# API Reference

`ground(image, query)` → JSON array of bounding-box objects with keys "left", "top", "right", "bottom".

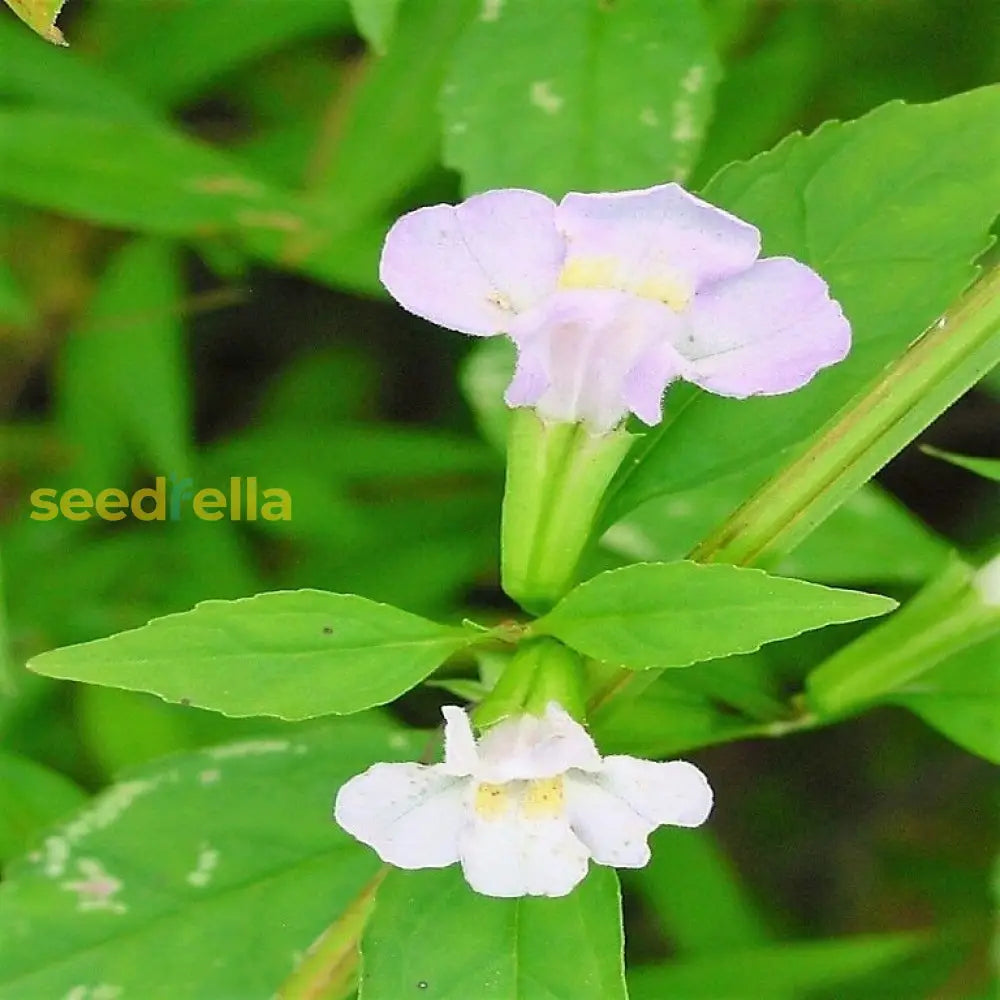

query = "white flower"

[{"left": 334, "top": 702, "right": 712, "bottom": 898}]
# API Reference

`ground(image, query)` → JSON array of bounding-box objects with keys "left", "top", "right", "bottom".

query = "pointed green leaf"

[
  {"left": 359, "top": 866, "right": 626, "bottom": 1000},
  {"left": 888, "top": 635, "right": 1000, "bottom": 764},
  {"left": 922, "top": 445, "right": 1000, "bottom": 482},
  {"left": 535, "top": 562, "right": 896, "bottom": 670},
  {"left": 28, "top": 590, "right": 478, "bottom": 719},
  {"left": 348, "top": 0, "right": 403, "bottom": 53}
]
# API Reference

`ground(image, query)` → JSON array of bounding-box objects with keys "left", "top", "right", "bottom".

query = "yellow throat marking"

[
  {"left": 557, "top": 255, "right": 691, "bottom": 312},
  {"left": 473, "top": 777, "right": 566, "bottom": 821}
]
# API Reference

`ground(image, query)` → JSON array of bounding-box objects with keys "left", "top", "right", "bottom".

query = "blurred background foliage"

[{"left": 0, "top": 1, "right": 998, "bottom": 997}]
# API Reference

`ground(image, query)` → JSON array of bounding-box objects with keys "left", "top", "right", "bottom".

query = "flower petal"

[
  {"left": 557, "top": 184, "right": 760, "bottom": 307},
  {"left": 379, "top": 189, "right": 565, "bottom": 336},
  {"left": 476, "top": 702, "right": 603, "bottom": 782},
  {"left": 680, "top": 257, "right": 851, "bottom": 397},
  {"left": 440, "top": 705, "right": 478, "bottom": 776},
  {"left": 599, "top": 756, "right": 713, "bottom": 829},
  {"left": 459, "top": 813, "right": 590, "bottom": 897},
  {"left": 334, "top": 763, "right": 469, "bottom": 868},
  {"left": 563, "top": 772, "right": 654, "bottom": 868},
  {"left": 506, "top": 288, "right": 688, "bottom": 431}
]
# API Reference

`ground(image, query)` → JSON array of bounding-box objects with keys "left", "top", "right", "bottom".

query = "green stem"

[
  {"left": 806, "top": 555, "right": 1000, "bottom": 715},
  {"left": 592, "top": 267, "right": 1000, "bottom": 717},
  {"left": 276, "top": 867, "right": 386, "bottom": 1000},
  {"left": 690, "top": 265, "right": 1000, "bottom": 567}
]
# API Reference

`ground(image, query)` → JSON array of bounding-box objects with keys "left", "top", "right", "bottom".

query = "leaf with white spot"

[
  {"left": 442, "top": 0, "right": 718, "bottom": 196},
  {"left": 28, "top": 590, "right": 479, "bottom": 719},
  {"left": 0, "top": 715, "right": 423, "bottom": 1000}
]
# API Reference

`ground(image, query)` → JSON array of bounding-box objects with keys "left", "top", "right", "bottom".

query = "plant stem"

[
  {"left": 591, "top": 267, "right": 1000, "bottom": 718},
  {"left": 690, "top": 266, "right": 1000, "bottom": 567}
]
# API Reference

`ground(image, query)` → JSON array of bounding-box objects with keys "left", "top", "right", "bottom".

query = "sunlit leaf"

[
  {"left": 29, "top": 590, "right": 479, "bottom": 720},
  {"left": 536, "top": 562, "right": 896, "bottom": 670}
]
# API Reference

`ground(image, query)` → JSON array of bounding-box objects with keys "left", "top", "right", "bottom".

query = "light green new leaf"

[
  {"left": 888, "top": 635, "right": 1000, "bottom": 764},
  {"left": 536, "top": 562, "right": 896, "bottom": 670},
  {"left": 442, "top": 0, "right": 718, "bottom": 196},
  {"left": 348, "top": 0, "right": 403, "bottom": 53},
  {"left": 28, "top": 590, "right": 478, "bottom": 719},
  {"left": 56, "top": 238, "right": 191, "bottom": 489},
  {"left": 0, "top": 752, "right": 87, "bottom": 865},
  {"left": 607, "top": 86, "right": 1000, "bottom": 521},
  {"left": 359, "top": 865, "right": 626, "bottom": 1000},
  {"left": 628, "top": 933, "right": 924, "bottom": 1000},
  {"left": 0, "top": 715, "right": 423, "bottom": 1000},
  {"left": 922, "top": 445, "right": 1000, "bottom": 482},
  {"left": 3, "top": 0, "right": 67, "bottom": 44}
]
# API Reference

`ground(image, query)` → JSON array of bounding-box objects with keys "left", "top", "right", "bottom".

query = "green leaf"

[
  {"left": 3, "top": 0, "right": 68, "bottom": 45},
  {"left": 888, "top": 635, "right": 1000, "bottom": 764},
  {"left": 459, "top": 337, "right": 517, "bottom": 453},
  {"left": 535, "top": 562, "right": 896, "bottom": 670},
  {"left": 0, "top": 110, "right": 307, "bottom": 239},
  {"left": 313, "top": 0, "right": 476, "bottom": 229},
  {"left": 56, "top": 238, "right": 191, "bottom": 489},
  {"left": 359, "top": 865, "right": 626, "bottom": 1000},
  {"left": 628, "top": 934, "right": 925, "bottom": 1000},
  {"left": 442, "top": 0, "right": 718, "bottom": 196},
  {"left": 603, "top": 473, "right": 947, "bottom": 585},
  {"left": 0, "top": 714, "right": 423, "bottom": 999},
  {"left": 607, "top": 86, "right": 1000, "bottom": 521},
  {"left": 28, "top": 590, "right": 478, "bottom": 720},
  {"left": 85, "top": 0, "right": 352, "bottom": 108},
  {"left": 625, "top": 827, "right": 772, "bottom": 955},
  {"left": 0, "top": 16, "right": 157, "bottom": 123},
  {"left": 348, "top": 0, "right": 402, "bottom": 53},
  {"left": 0, "top": 752, "right": 87, "bottom": 865},
  {"left": 0, "top": 259, "right": 34, "bottom": 326},
  {"left": 922, "top": 445, "right": 1000, "bottom": 482},
  {"left": 75, "top": 686, "right": 272, "bottom": 779}
]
